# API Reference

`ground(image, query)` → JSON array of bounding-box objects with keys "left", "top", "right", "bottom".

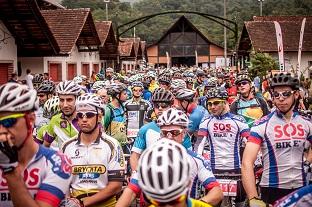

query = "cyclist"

[
  {"left": 62, "top": 93, "right": 125, "bottom": 207},
  {"left": 35, "top": 80, "right": 55, "bottom": 130},
  {"left": 103, "top": 83, "right": 128, "bottom": 152},
  {"left": 0, "top": 82, "right": 72, "bottom": 207},
  {"left": 138, "top": 139, "right": 213, "bottom": 207},
  {"left": 32, "top": 73, "right": 44, "bottom": 90},
  {"left": 273, "top": 184, "right": 312, "bottom": 207},
  {"left": 124, "top": 81, "right": 152, "bottom": 139},
  {"left": 174, "top": 88, "right": 209, "bottom": 153},
  {"left": 186, "top": 77, "right": 194, "bottom": 90},
  {"left": 117, "top": 109, "right": 222, "bottom": 206},
  {"left": 43, "top": 80, "right": 81, "bottom": 149},
  {"left": 158, "top": 73, "right": 172, "bottom": 90},
  {"left": 242, "top": 73, "right": 312, "bottom": 205},
  {"left": 198, "top": 87, "right": 250, "bottom": 203},
  {"left": 230, "top": 72, "right": 270, "bottom": 128},
  {"left": 35, "top": 96, "right": 60, "bottom": 145}
]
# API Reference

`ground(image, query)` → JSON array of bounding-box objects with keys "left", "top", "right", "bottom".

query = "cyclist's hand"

[
  {"left": 249, "top": 197, "right": 268, "bottom": 207},
  {"left": 59, "top": 198, "right": 84, "bottom": 207},
  {"left": 0, "top": 138, "right": 18, "bottom": 174}
]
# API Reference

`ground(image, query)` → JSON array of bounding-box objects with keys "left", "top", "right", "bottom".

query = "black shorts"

[{"left": 260, "top": 187, "right": 299, "bottom": 204}]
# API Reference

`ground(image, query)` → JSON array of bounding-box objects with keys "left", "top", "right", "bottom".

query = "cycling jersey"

[
  {"left": 124, "top": 98, "right": 152, "bottom": 138},
  {"left": 62, "top": 132, "right": 125, "bottom": 207},
  {"left": 131, "top": 121, "right": 192, "bottom": 154},
  {"left": 44, "top": 113, "right": 79, "bottom": 149},
  {"left": 103, "top": 103, "right": 127, "bottom": 146},
  {"left": 149, "top": 198, "right": 212, "bottom": 207},
  {"left": 273, "top": 184, "right": 312, "bottom": 207},
  {"left": 0, "top": 145, "right": 72, "bottom": 207},
  {"left": 35, "top": 106, "right": 49, "bottom": 130},
  {"left": 188, "top": 104, "right": 209, "bottom": 134},
  {"left": 198, "top": 112, "right": 250, "bottom": 170},
  {"left": 248, "top": 110, "right": 312, "bottom": 189},
  {"left": 129, "top": 149, "right": 219, "bottom": 199}
]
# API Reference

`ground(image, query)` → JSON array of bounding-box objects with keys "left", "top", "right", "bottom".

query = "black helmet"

[
  {"left": 270, "top": 73, "right": 299, "bottom": 90},
  {"left": 235, "top": 73, "right": 251, "bottom": 85},
  {"left": 152, "top": 88, "right": 174, "bottom": 103},
  {"left": 37, "top": 81, "right": 55, "bottom": 94}
]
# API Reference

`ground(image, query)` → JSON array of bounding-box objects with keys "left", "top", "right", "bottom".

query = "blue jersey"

[
  {"left": 132, "top": 121, "right": 192, "bottom": 154},
  {"left": 274, "top": 185, "right": 312, "bottom": 207},
  {"left": 189, "top": 105, "right": 209, "bottom": 133}
]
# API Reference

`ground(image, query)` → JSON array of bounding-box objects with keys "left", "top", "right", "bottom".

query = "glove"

[
  {"left": 0, "top": 140, "right": 18, "bottom": 173},
  {"left": 249, "top": 197, "right": 268, "bottom": 207},
  {"left": 59, "top": 198, "right": 84, "bottom": 207}
]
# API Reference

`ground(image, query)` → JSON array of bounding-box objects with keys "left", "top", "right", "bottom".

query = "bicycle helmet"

[
  {"left": 76, "top": 93, "right": 105, "bottom": 111},
  {"left": 270, "top": 73, "right": 299, "bottom": 90},
  {"left": 157, "top": 108, "right": 189, "bottom": 128},
  {"left": 206, "top": 87, "right": 228, "bottom": 100},
  {"left": 56, "top": 80, "right": 81, "bottom": 96},
  {"left": 173, "top": 72, "right": 183, "bottom": 79},
  {"left": 73, "top": 75, "right": 83, "bottom": 84},
  {"left": 37, "top": 81, "right": 55, "bottom": 94},
  {"left": 138, "top": 139, "right": 191, "bottom": 203},
  {"left": 106, "top": 67, "right": 114, "bottom": 73},
  {"left": 91, "top": 81, "right": 106, "bottom": 92},
  {"left": 175, "top": 88, "right": 196, "bottom": 101},
  {"left": 106, "top": 83, "right": 127, "bottom": 96},
  {"left": 185, "top": 77, "right": 194, "bottom": 83},
  {"left": 32, "top": 74, "right": 44, "bottom": 84},
  {"left": 158, "top": 74, "right": 172, "bottom": 84},
  {"left": 196, "top": 69, "right": 205, "bottom": 77},
  {"left": 43, "top": 96, "right": 60, "bottom": 119},
  {"left": 152, "top": 88, "right": 174, "bottom": 103},
  {"left": 131, "top": 81, "right": 144, "bottom": 89},
  {"left": 0, "top": 83, "right": 38, "bottom": 112},
  {"left": 235, "top": 73, "right": 251, "bottom": 84},
  {"left": 95, "top": 73, "right": 105, "bottom": 81},
  {"left": 170, "top": 79, "right": 186, "bottom": 94}
]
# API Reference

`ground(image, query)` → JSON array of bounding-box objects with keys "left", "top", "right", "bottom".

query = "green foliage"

[
  {"left": 249, "top": 52, "right": 279, "bottom": 78},
  {"left": 62, "top": 0, "right": 312, "bottom": 48}
]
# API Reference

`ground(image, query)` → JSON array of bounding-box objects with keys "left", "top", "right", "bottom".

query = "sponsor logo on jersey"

[
  {"left": 273, "top": 123, "right": 305, "bottom": 149},
  {"left": 49, "top": 152, "right": 72, "bottom": 179},
  {"left": 1, "top": 168, "right": 40, "bottom": 189},
  {"left": 73, "top": 165, "right": 106, "bottom": 174}
]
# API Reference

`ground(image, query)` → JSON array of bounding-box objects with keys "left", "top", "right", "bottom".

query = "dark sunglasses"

[
  {"left": 237, "top": 81, "right": 249, "bottom": 87},
  {"left": 154, "top": 102, "right": 171, "bottom": 109},
  {"left": 207, "top": 100, "right": 224, "bottom": 107},
  {"left": 161, "top": 129, "right": 184, "bottom": 137},
  {"left": 76, "top": 112, "right": 97, "bottom": 119},
  {"left": 0, "top": 113, "right": 25, "bottom": 128},
  {"left": 272, "top": 91, "right": 294, "bottom": 99},
  {"left": 159, "top": 81, "right": 170, "bottom": 86}
]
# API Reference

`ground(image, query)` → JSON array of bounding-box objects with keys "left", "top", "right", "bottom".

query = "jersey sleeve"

[
  {"left": 132, "top": 127, "right": 147, "bottom": 154},
  {"left": 128, "top": 171, "right": 141, "bottom": 195},
  {"left": 191, "top": 153, "right": 219, "bottom": 190},
  {"left": 248, "top": 124, "right": 264, "bottom": 145},
  {"left": 107, "top": 141, "right": 125, "bottom": 182},
  {"left": 36, "top": 151, "right": 72, "bottom": 207},
  {"left": 103, "top": 105, "right": 112, "bottom": 130},
  {"left": 35, "top": 125, "right": 47, "bottom": 144},
  {"left": 236, "top": 118, "right": 250, "bottom": 138},
  {"left": 43, "top": 117, "right": 56, "bottom": 144},
  {"left": 198, "top": 118, "right": 209, "bottom": 137}
]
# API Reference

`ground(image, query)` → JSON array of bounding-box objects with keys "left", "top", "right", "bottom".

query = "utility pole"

[
  {"left": 224, "top": 0, "right": 227, "bottom": 68},
  {"left": 258, "top": 0, "right": 264, "bottom": 16},
  {"left": 104, "top": 0, "right": 110, "bottom": 21}
]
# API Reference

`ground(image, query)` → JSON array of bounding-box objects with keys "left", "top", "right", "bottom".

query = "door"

[
  {"left": 67, "top": 64, "right": 77, "bottom": 80},
  {"left": 0, "top": 63, "right": 9, "bottom": 84},
  {"left": 49, "top": 63, "right": 62, "bottom": 82},
  {"left": 81, "top": 64, "right": 90, "bottom": 78},
  {"left": 93, "top": 64, "right": 99, "bottom": 74}
]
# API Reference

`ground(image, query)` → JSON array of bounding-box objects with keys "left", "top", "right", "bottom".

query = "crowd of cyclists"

[{"left": 0, "top": 65, "right": 311, "bottom": 207}]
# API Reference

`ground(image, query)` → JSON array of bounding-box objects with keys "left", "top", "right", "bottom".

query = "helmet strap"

[{"left": 17, "top": 114, "right": 33, "bottom": 150}]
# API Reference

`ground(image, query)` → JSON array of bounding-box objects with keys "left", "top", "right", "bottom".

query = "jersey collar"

[{"left": 76, "top": 130, "right": 102, "bottom": 146}]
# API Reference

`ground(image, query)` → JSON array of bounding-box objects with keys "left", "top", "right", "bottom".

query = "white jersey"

[
  {"left": 0, "top": 145, "right": 72, "bottom": 207},
  {"left": 198, "top": 112, "right": 250, "bottom": 171},
  {"left": 61, "top": 132, "right": 125, "bottom": 206},
  {"left": 249, "top": 110, "right": 312, "bottom": 189}
]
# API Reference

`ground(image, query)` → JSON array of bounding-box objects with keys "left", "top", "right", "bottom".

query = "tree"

[{"left": 249, "top": 52, "right": 279, "bottom": 79}]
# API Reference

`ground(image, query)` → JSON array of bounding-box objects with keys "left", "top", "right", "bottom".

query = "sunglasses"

[
  {"left": 0, "top": 113, "right": 25, "bottom": 128},
  {"left": 207, "top": 100, "right": 224, "bottom": 107},
  {"left": 149, "top": 194, "right": 187, "bottom": 206},
  {"left": 159, "top": 81, "right": 170, "bottom": 86},
  {"left": 133, "top": 89, "right": 143, "bottom": 92},
  {"left": 161, "top": 129, "right": 184, "bottom": 137},
  {"left": 154, "top": 102, "right": 171, "bottom": 109},
  {"left": 272, "top": 91, "right": 294, "bottom": 99},
  {"left": 76, "top": 112, "right": 97, "bottom": 119},
  {"left": 237, "top": 81, "right": 249, "bottom": 87}
]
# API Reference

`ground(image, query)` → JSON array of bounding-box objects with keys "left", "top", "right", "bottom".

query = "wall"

[
  {"left": 19, "top": 57, "right": 44, "bottom": 78},
  {"left": 44, "top": 46, "right": 101, "bottom": 80},
  {"left": 0, "top": 21, "right": 17, "bottom": 71}
]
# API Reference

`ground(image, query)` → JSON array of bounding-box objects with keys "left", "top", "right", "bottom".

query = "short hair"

[{"left": 26, "top": 69, "right": 31, "bottom": 74}]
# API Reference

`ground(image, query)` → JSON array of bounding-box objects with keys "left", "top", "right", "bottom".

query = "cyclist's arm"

[
  {"left": 82, "top": 181, "right": 122, "bottom": 207},
  {"left": 242, "top": 142, "right": 260, "bottom": 199},
  {"left": 43, "top": 120, "right": 56, "bottom": 148},
  {"left": 130, "top": 151, "right": 141, "bottom": 171},
  {"left": 130, "top": 128, "right": 147, "bottom": 170},
  {"left": 115, "top": 187, "right": 137, "bottom": 207},
  {"left": 201, "top": 186, "right": 223, "bottom": 206}
]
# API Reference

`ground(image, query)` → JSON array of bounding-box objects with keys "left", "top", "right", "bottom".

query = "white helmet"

[
  {"left": 43, "top": 96, "right": 60, "bottom": 119},
  {"left": 56, "top": 80, "right": 81, "bottom": 96},
  {"left": 175, "top": 88, "right": 196, "bottom": 101},
  {"left": 138, "top": 139, "right": 191, "bottom": 203},
  {"left": 0, "top": 83, "right": 38, "bottom": 112},
  {"left": 171, "top": 79, "right": 186, "bottom": 94},
  {"left": 157, "top": 108, "right": 189, "bottom": 128},
  {"left": 76, "top": 93, "right": 104, "bottom": 111},
  {"left": 73, "top": 75, "right": 83, "bottom": 84},
  {"left": 92, "top": 81, "right": 106, "bottom": 92}
]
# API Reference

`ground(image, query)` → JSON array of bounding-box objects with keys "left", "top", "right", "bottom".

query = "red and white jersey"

[
  {"left": 198, "top": 112, "right": 250, "bottom": 171},
  {"left": 0, "top": 145, "right": 72, "bottom": 207},
  {"left": 249, "top": 110, "right": 312, "bottom": 189}
]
